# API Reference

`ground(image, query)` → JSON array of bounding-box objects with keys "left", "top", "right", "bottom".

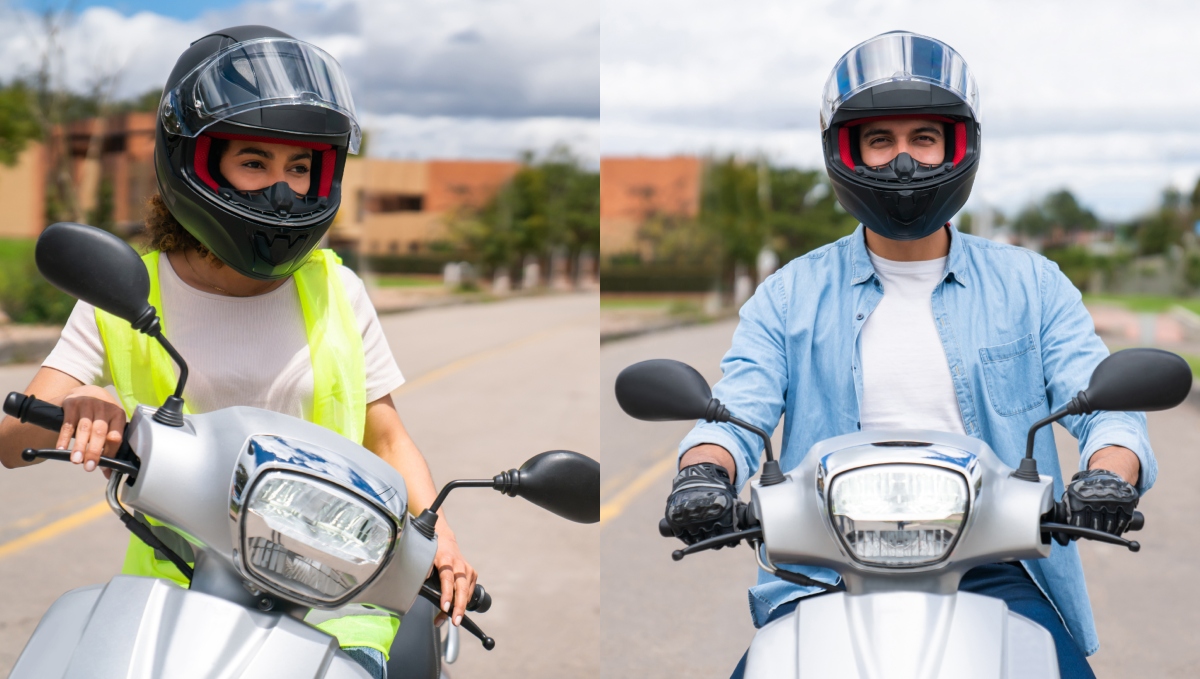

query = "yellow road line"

[
  {"left": 599, "top": 452, "right": 678, "bottom": 527},
  {"left": 0, "top": 490, "right": 97, "bottom": 536},
  {"left": 0, "top": 501, "right": 110, "bottom": 561},
  {"left": 0, "top": 316, "right": 586, "bottom": 562}
]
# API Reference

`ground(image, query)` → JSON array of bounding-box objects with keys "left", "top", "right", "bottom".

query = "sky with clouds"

[
  {"left": 0, "top": 0, "right": 598, "bottom": 162},
  {"left": 2, "top": 1, "right": 1197, "bottom": 220},
  {"left": 603, "top": 0, "right": 1200, "bottom": 221}
]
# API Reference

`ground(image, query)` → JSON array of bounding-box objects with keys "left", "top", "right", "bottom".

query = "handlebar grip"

[
  {"left": 1127, "top": 511, "right": 1145, "bottom": 532},
  {"left": 4, "top": 392, "right": 65, "bottom": 433},
  {"left": 468, "top": 584, "right": 491, "bottom": 613},
  {"left": 659, "top": 518, "right": 674, "bottom": 537}
]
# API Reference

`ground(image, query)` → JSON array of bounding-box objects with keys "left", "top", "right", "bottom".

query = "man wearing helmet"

[
  {"left": 663, "top": 32, "right": 1145, "bottom": 679},
  {"left": 0, "top": 25, "right": 473, "bottom": 678}
]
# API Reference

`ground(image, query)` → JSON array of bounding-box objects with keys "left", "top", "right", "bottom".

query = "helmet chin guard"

[{"left": 820, "top": 31, "right": 981, "bottom": 241}]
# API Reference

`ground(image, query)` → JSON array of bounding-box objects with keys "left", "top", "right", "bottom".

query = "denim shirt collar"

[{"left": 849, "top": 224, "right": 969, "bottom": 288}]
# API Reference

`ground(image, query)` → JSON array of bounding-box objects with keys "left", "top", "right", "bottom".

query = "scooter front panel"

[
  {"left": 742, "top": 590, "right": 1059, "bottom": 679},
  {"left": 9, "top": 576, "right": 374, "bottom": 679}
]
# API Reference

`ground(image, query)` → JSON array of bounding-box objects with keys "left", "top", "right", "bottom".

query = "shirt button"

[
  {"left": 856, "top": 313, "right": 864, "bottom": 320},
  {"left": 856, "top": 421, "right": 861, "bottom": 429}
]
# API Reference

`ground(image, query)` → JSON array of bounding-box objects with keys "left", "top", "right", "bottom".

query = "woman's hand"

[
  {"left": 433, "top": 528, "right": 478, "bottom": 627},
  {"left": 57, "top": 385, "right": 126, "bottom": 473}
]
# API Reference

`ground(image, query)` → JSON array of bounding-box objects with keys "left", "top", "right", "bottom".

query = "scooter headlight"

[
  {"left": 241, "top": 472, "right": 396, "bottom": 604},
  {"left": 828, "top": 464, "right": 968, "bottom": 567}
]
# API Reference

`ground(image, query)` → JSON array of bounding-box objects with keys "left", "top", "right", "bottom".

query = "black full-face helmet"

[
  {"left": 820, "top": 31, "right": 981, "bottom": 241},
  {"left": 155, "top": 25, "right": 361, "bottom": 280}
]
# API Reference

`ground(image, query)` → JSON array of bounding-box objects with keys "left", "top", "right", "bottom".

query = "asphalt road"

[
  {"left": 0, "top": 293, "right": 598, "bottom": 678},
  {"left": 600, "top": 318, "right": 1200, "bottom": 679}
]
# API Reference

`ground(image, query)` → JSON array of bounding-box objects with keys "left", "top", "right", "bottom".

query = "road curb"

[{"left": 0, "top": 325, "right": 62, "bottom": 366}]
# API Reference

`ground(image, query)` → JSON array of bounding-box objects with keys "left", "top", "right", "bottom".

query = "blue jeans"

[
  {"left": 343, "top": 646, "right": 387, "bottom": 679},
  {"left": 730, "top": 562, "right": 1095, "bottom": 679}
]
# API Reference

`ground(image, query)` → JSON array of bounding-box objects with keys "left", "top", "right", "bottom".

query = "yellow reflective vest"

[{"left": 95, "top": 249, "right": 399, "bottom": 657}]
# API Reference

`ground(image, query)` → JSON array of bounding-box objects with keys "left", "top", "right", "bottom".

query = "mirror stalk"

[
  {"left": 411, "top": 479, "right": 495, "bottom": 539},
  {"left": 1014, "top": 406, "right": 1070, "bottom": 482},
  {"left": 724, "top": 415, "right": 784, "bottom": 486},
  {"left": 148, "top": 326, "right": 189, "bottom": 427},
  {"left": 132, "top": 312, "right": 189, "bottom": 428}
]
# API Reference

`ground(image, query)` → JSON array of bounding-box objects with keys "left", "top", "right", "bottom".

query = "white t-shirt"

[
  {"left": 859, "top": 252, "right": 966, "bottom": 435},
  {"left": 43, "top": 253, "right": 405, "bottom": 421}
]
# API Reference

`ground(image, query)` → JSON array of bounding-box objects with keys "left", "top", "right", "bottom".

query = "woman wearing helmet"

[
  {"left": 667, "top": 32, "right": 1146, "bottom": 679},
  {"left": 0, "top": 25, "right": 475, "bottom": 678}
]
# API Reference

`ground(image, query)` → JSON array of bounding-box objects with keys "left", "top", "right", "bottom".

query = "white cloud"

[
  {"left": 601, "top": 0, "right": 1200, "bottom": 220},
  {"left": 364, "top": 113, "right": 598, "bottom": 163},
  {"left": 0, "top": 0, "right": 596, "bottom": 158}
]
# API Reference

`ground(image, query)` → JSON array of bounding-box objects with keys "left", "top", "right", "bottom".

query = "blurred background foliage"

[
  {"left": 0, "top": 239, "right": 74, "bottom": 324},
  {"left": 449, "top": 146, "right": 599, "bottom": 278},
  {"left": 602, "top": 153, "right": 1200, "bottom": 301}
]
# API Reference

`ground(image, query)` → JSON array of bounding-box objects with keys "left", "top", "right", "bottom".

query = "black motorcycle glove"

[
  {"left": 1059, "top": 469, "right": 1139, "bottom": 543},
  {"left": 664, "top": 463, "right": 739, "bottom": 547}
]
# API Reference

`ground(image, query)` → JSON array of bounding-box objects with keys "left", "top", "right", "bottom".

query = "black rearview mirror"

[
  {"left": 501, "top": 450, "right": 599, "bottom": 524},
  {"left": 614, "top": 359, "right": 716, "bottom": 422},
  {"left": 1074, "top": 348, "right": 1193, "bottom": 414},
  {"left": 35, "top": 222, "right": 154, "bottom": 327}
]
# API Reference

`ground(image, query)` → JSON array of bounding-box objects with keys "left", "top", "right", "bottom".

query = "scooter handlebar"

[{"left": 4, "top": 392, "right": 64, "bottom": 432}]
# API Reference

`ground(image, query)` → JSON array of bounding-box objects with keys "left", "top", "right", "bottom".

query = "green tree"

[
  {"left": 450, "top": 147, "right": 598, "bottom": 274},
  {"left": 0, "top": 82, "right": 41, "bottom": 167},
  {"left": 1132, "top": 187, "right": 1190, "bottom": 255},
  {"left": 766, "top": 168, "right": 858, "bottom": 261},
  {"left": 698, "top": 157, "right": 766, "bottom": 270},
  {"left": 1012, "top": 189, "right": 1097, "bottom": 239}
]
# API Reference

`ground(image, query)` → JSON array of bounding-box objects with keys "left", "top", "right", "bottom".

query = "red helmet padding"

[
  {"left": 953, "top": 121, "right": 966, "bottom": 165},
  {"left": 317, "top": 148, "right": 335, "bottom": 197},
  {"left": 191, "top": 133, "right": 337, "bottom": 197},
  {"left": 838, "top": 127, "right": 854, "bottom": 170},
  {"left": 193, "top": 134, "right": 220, "bottom": 191},
  {"left": 836, "top": 117, "right": 969, "bottom": 169}
]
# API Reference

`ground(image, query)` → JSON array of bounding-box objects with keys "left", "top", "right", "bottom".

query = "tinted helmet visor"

[{"left": 161, "top": 37, "right": 362, "bottom": 153}]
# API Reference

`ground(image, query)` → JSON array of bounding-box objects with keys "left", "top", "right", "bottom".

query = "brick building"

[
  {"left": 600, "top": 155, "right": 702, "bottom": 256},
  {"left": 0, "top": 112, "right": 520, "bottom": 253}
]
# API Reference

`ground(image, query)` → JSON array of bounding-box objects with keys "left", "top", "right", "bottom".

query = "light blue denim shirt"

[{"left": 679, "top": 225, "right": 1153, "bottom": 656}]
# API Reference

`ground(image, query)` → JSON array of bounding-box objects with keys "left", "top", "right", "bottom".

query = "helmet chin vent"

[{"left": 254, "top": 231, "right": 309, "bottom": 266}]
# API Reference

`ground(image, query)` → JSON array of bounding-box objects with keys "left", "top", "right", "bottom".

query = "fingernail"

[
  {"left": 442, "top": 602, "right": 451, "bottom": 613},
  {"left": 84, "top": 460, "right": 96, "bottom": 472},
  {"left": 71, "top": 451, "right": 82, "bottom": 463},
  {"left": 454, "top": 615, "right": 462, "bottom": 626}
]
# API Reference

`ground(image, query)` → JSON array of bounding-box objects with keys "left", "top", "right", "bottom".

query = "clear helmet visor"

[
  {"left": 161, "top": 37, "right": 362, "bottom": 153},
  {"left": 821, "top": 31, "right": 980, "bottom": 130}
]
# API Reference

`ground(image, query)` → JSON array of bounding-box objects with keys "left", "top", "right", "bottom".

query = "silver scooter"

[
  {"left": 3, "top": 222, "right": 600, "bottom": 679},
  {"left": 614, "top": 353, "right": 1191, "bottom": 679}
]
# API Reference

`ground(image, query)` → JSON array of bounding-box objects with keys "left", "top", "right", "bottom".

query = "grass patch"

[
  {"left": 0, "top": 238, "right": 75, "bottom": 324},
  {"left": 373, "top": 275, "right": 442, "bottom": 288},
  {"left": 1083, "top": 294, "right": 1200, "bottom": 315}
]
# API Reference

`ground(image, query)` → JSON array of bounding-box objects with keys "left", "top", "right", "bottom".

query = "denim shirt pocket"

[{"left": 979, "top": 333, "right": 1046, "bottom": 416}]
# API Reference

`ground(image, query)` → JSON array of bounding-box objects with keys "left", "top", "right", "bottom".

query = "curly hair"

[{"left": 142, "top": 193, "right": 221, "bottom": 266}]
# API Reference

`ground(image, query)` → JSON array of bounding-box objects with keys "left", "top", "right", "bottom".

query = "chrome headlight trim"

[
  {"left": 228, "top": 435, "right": 407, "bottom": 608},
  {"left": 818, "top": 443, "right": 980, "bottom": 569},
  {"left": 241, "top": 471, "right": 395, "bottom": 605}
]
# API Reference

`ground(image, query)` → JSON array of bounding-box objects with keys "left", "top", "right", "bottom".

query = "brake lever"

[
  {"left": 671, "top": 527, "right": 764, "bottom": 561},
  {"left": 21, "top": 448, "right": 140, "bottom": 478},
  {"left": 1040, "top": 522, "right": 1140, "bottom": 552},
  {"left": 418, "top": 584, "right": 495, "bottom": 650}
]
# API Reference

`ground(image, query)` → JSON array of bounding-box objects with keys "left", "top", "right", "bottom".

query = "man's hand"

[
  {"left": 664, "top": 463, "right": 740, "bottom": 546},
  {"left": 1059, "top": 469, "right": 1139, "bottom": 542},
  {"left": 432, "top": 529, "right": 477, "bottom": 627}
]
